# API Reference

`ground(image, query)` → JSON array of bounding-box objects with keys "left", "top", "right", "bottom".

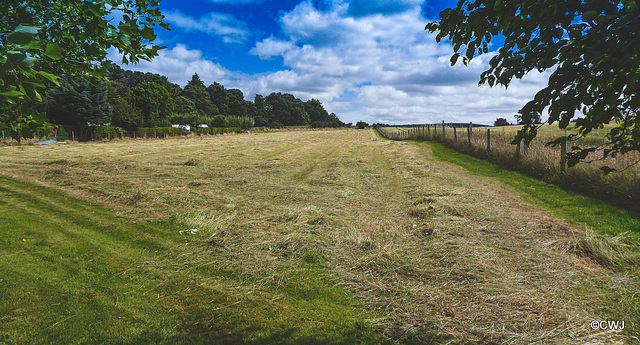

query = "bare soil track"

[{"left": 1, "top": 129, "right": 637, "bottom": 344}]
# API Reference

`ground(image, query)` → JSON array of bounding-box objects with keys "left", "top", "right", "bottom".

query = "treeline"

[{"left": 45, "top": 65, "right": 347, "bottom": 138}]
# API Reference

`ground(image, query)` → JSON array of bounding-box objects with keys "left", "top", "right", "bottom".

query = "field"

[{"left": 1, "top": 129, "right": 639, "bottom": 344}]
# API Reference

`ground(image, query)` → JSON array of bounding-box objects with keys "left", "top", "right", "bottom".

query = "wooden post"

[
  {"left": 2, "top": 130, "right": 4, "bottom": 140},
  {"left": 453, "top": 126, "right": 457, "bottom": 141},
  {"left": 468, "top": 122, "right": 473, "bottom": 146},
  {"left": 442, "top": 120, "right": 445, "bottom": 137},
  {"left": 523, "top": 127, "right": 529, "bottom": 155},
  {"left": 486, "top": 128, "right": 491, "bottom": 154},
  {"left": 516, "top": 130, "right": 521, "bottom": 156},
  {"left": 72, "top": 131, "right": 75, "bottom": 142},
  {"left": 560, "top": 140, "right": 567, "bottom": 173}
]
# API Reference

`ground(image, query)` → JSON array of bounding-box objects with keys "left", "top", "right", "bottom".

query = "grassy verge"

[
  {"left": 0, "top": 176, "right": 391, "bottom": 345},
  {"left": 420, "top": 140, "right": 640, "bottom": 243}
]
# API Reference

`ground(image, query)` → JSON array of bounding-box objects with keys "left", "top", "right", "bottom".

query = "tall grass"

[{"left": 378, "top": 125, "right": 640, "bottom": 211}]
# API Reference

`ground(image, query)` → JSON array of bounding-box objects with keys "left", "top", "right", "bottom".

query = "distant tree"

[
  {"left": 494, "top": 118, "right": 510, "bottom": 126},
  {"left": 125, "top": 82, "right": 175, "bottom": 127},
  {"left": 174, "top": 95, "right": 197, "bottom": 115},
  {"left": 182, "top": 74, "right": 217, "bottom": 116},
  {"left": 206, "top": 82, "right": 230, "bottom": 115},
  {"left": 355, "top": 121, "right": 368, "bottom": 129},
  {"left": 227, "top": 89, "right": 248, "bottom": 117},
  {"left": 304, "top": 99, "right": 329, "bottom": 123},
  {"left": 211, "top": 115, "right": 227, "bottom": 127},
  {"left": 253, "top": 94, "right": 270, "bottom": 126},
  {"left": 265, "top": 92, "right": 310, "bottom": 126},
  {"left": 110, "top": 97, "right": 144, "bottom": 131},
  {"left": 327, "top": 112, "right": 346, "bottom": 127},
  {"left": 47, "top": 79, "right": 112, "bottom": 127}
]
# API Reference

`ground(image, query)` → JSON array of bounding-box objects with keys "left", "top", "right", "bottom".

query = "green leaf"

[
  {"left": 7, "top": 25, "right": 41, "bottom": 45},
  {"left": 45, "top": 43, "right": 63, "bottom": 60},
  {"left": 0, "top": 90, "right": 24, "bottom": 98},
  {"left": 18, "top": 57, "right": 38, "bottom": 68},
  {"left": 450, "top": 53, "right": 460, "bottom": 66},
  {"left": 37, "top": 71, "right": 61, "bottom": 86}
]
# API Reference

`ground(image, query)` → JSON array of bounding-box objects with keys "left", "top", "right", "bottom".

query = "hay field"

[{"left": 0, "top": 129, "right": 637, "bottom": 343}]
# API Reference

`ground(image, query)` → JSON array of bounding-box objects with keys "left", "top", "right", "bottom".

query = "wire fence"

[{"left": 378, "top": 123, "right": 640, "bottom": 174}]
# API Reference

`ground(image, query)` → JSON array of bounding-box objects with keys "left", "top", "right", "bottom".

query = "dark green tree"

[
  {"left": 494, "top": 118, "right": 510, "bottom": 126},
  {"left": 181, "top": 74, "right": 218, "bottom": 116},
  {"left": 426, "top": 0, "right": 640, "bottom": 166},
  {"left": 47, "top": 79, "right": 112, "bottom": 126},
  {"left": 355, "top": 121, "right": 368, "bottom": 129},
  {"left": 253, "top": 94, "right": 270, "bottom": 126},
  {"left": 227, "top": 89, "right": 248, "bottom": 117},
  {"left": 111, "top": 97, "right": 144, "bottom": 131},
  {"left": 304, "top": 99, "right": 329, "bottom": 123},
  {"left": 125, "top": 82, "right": 175, "bottom": 127},
  {"left": 174, "top": 96, "right": 197, "bottom": 115},
  {"left": 265, "top": 92, "right": 310, "bottom": 126},
  {"left": 207, "top": 82, "right": 230, "bottom": 115},
  {"left": 0, "top": 0, "right": 168, "bottom": 140}
]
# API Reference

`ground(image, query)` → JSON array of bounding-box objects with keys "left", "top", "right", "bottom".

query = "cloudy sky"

[{"left": 110, "top": 0, "right": 550, "bottom": 125}]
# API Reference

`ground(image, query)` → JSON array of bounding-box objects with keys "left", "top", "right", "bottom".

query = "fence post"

[
  {"left": 560, "top": 128, "right": 567, "bottom": 173},
  {"left": 560, "top": 140, "right": 567, "bottom": 174},
  {"left": 486, "top": 128, "right": 491, "bottom": 154},
  {"left": 453, "top": 126, "right": 457, "bottom": 141},
  {"left": 442, "top": 120, "right": 445, "bottom": 137},
  {"left": 468, "top": 122, "right": 473, "bottom": 146},
  {"left": 523, "top": 127, "right": 529, "bottom": 155},
  {"left": 516, "top": 130, "right": 521, "bottom": 156},
  {"left": 2, "top": 130, "right": 4, "bottom": 140}
]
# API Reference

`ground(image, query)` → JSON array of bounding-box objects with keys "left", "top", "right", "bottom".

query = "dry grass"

[{"left": 1, "top": 129, "right": 638, "bottom": 344}]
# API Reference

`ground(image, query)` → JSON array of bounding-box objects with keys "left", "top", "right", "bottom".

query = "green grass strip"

[
  {"left": 0, "top": 176, "right": 391, "bottom": 345},
  {"left": 419, "top": 140, "right": 640, "bottom": 243}
]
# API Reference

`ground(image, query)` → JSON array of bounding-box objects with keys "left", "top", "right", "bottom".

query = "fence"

[
  {"left": 0, "top": 126, "right": 247, "bottom": 145},
  {"left": 377, "top": 123, "right": 640, "bottom": 174}
]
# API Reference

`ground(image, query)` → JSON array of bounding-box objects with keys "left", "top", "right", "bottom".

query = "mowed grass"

[
  {"left": 0, "top": 176, "right": 386, "bottom": 345},
  {"left": 1, "top": 129, "right": 639, "bottom": 344}
]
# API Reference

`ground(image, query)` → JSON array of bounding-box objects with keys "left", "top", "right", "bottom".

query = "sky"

[{"left": 109, "top": 0, "right": 550, "bottom": 125}]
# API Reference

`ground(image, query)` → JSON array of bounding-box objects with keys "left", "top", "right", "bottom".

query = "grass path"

[{"left": 1, "top": 129, "right": 638, "bottom": 344}]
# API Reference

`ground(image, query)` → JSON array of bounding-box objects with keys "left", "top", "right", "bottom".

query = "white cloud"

[
  {"left": 244, "top": 1, "right": 549, "bottom": 125},
  {"left": 108, "top": 44, "right": 236, "bottom": 87},
  {"left": 249, "top": 37, "right": 296, "bottom": 59},
  {"left": 164, "top": 10, "right": 249, "bottom": 43}
]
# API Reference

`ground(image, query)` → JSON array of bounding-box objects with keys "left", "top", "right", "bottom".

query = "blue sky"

[{"left": 110, "top": 0, "right": 548, "bottom": 125}]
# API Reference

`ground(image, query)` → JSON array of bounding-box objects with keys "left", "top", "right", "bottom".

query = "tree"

[
  {"left": 494, "top": 118, "right": 510, "bottom": 126},
  {"left": 207, "top": 82, "right": 229, "bottom": 115},
  {"left": 181, "top": 74, "right": 217, "bottom": 116},
  {"left": 304, "top": 99, "right": 329, "bottom": 123},
  {"left": 226, "top": 89, "right": 248, "bottom": 117},
  {"left": 125, "top": 82, "right": 175, "bottom": 127},
  {"left": 265, "top": 92, "right": 310, "bottom": 126},
  {"left": 111, "top": 97, "right": 144, "bottom": 131},
  {"left": 0, "top": 0, "right": 168, "bottom": 140},
  {"left": 356, "top": 121, "right": 368, "bottom": 129},
  {"left": 47, "top": 79, "right": 112, "bottom": 127},
  {"left": 426, "top": 0, "right": 640, "bottom": 167},
  {"left": 253, "top": 94, "right": 270, "bottom": 126}
]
